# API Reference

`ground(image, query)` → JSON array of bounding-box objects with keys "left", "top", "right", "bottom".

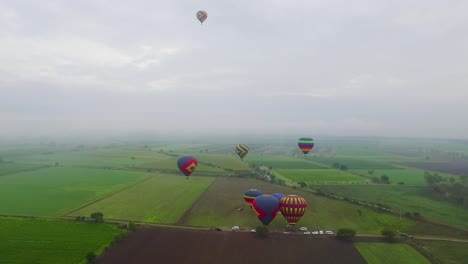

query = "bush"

[
  {"left": 86, "top": 252, "right": 96, "bottom": 264},
  {"left": 381, "top": 228, "right": 397, "bottom": 242},
  {"left": 256, "top": 225, "right": 269, "bottom": 238},
  {"left": 336, "top": 228, "right": 356, "bottom": 241}
]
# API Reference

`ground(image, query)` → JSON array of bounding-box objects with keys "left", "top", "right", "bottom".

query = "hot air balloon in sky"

[
  {"left": 272, "top": 193, "right": 284, "bottom": 201},
  {"left": 279, "top": 195, "right": 307, "bottom": 225},
  {"left": 298, "top": 138, "right": 315, "bottom": 154},
  {"left": 196, "top": 10, "right": 208, "bottom": 24},
  {"left": 252, "top": 195, "right": 280, "bottom": 225},
  {"left": 177, "top": 156, "right": 198, "bottom": 179},
  {"left": 243, "top": 189, "right": 262, "bottom": 207},
  {"left": 235, "top": 144, "right": 249, "bottom": 160}
]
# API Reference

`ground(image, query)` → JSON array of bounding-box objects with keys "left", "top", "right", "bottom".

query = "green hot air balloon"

[{"left": 235, "top": 144, "right": 249, "bottom": 161}]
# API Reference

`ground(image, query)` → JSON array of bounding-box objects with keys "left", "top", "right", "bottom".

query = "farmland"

[
  {"left": 310, "top": 156, "right": 398, "bottom": 169},
  {"left": 0, "top": 217, "right": 124, "bottom": 264},
  {"left": 0, "top": 162, "right": 47, "bottom": 176},
  {"left": 181, "top": 177, "right": 414, "bottom": 234},
  {"left": 354, "top": 243, "right": 430, "bottom": 264},
  {"left": 247, "top": 154, "right": 326, "bottom": 169},
  {"left": 275, "top": 169, "right": 367, "bottom": 184},
  {"left": 416, "top": 240, "right": 468, "bottom": 264},
  {"left": 315, "top": 185, "right": 468, "bottom": 229},
  {"left": 69, "top": 174, "right": 214, "bottom": 224},
  {"left": 350, "top": 168, "right": 459, "bottom": 186},
  {"left": 0, "top": 167, "right": 147, "bottom": 216},
  {"left": 399, "top": 161, "right": 468, "bottom": 176},
  {"left": 97, "top": 227, "right": 367, "bottom": 264}
]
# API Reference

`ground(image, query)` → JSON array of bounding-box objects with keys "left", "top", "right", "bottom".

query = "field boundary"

[
  {"left": 0, "top": 164, "right": 51, "bottom": 176},
  {"left": 61, "top": 175, "right": 155, "bottom": 217},
  {"left": 175, "top": 178, "right": 217, "bottom": 225}
]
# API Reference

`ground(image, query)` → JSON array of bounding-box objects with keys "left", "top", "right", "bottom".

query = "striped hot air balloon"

[
  {"left": 298, "top": 138, "right": 315, "bottom": 154},
  {"left": 243, "top": 189, "right": 262, "bottom": 207},
  {"left": 235, "top": 144, "right": 249, "bottom": 160},
  {"left": 279, "top": 195, "right": 307, "bottom": 225}
]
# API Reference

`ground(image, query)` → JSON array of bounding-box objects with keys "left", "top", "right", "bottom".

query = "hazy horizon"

[{"left": 1, "top": 1, "right": 468, "bottom": 140}]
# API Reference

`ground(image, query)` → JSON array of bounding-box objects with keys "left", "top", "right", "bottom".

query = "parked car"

[
  {"left": 232, "top": 226, "right": 240, "bottom": 231},
  {"left": 311, "top": 231, "right": 319, "bottom": 235},
  {"left": 299, "top": 227, "right": 308, "bottom": 231},
  {"left": 250, "top": 229, "right": 256, "bottom": 233},
  {"left": 215, "top": 227, "right": 222, "bottom": 231},
  {"left": 304, "top": 231, "right": 311, "bottom": 235},
  {"left": 319, "top": 230, "right": 324, "bottom": 234},
  {"left": 325, "top": 231, "right": 334, "bottom": 235}
]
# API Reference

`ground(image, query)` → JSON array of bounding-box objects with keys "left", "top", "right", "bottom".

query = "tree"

[
  {"left": 368, "top": 170, "right": 374, "bottom": 175},
  {"left": 298, "top": 181, "right": 307, "bottom": 188},
  {"left": 340, "top": 165, "right": 348, "bottom": 171},
  {"left": 336, "top": 228, "right": 356, "bottom": 241},
  {"left": 86, "top": 252, "right": 96, "bottom": 264},
  {"left": 413, "top": 212, "right": 421, "bottom": 218},
  {"left": 90, "top": 212, "right": 104, "bottom": 223},
  {"left": 357, "top": 209, "right": 362, "bottom": 216},
  {"left": 256, "top": 225, "right": 269, "bottom": 238},
  {"left": 381, "top": 228, "right": 397, "bottom": 242},
  {"left": 381, "top": 175, "right": 390, "bottom": 184},
  {"left": 332, "top": 162, "right": 340, "bottom": 169},
  {"left": 449, "top": 177, "right": 456, "bottom": 184}
]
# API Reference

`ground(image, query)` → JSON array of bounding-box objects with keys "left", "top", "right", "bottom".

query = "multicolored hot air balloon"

[
  {"left": 279, "top": 195, "right": 307, "bottom": 225},
  {"left": 252, "top": 195, "right": 280, "bottom": 225},
  {"left": 298, "top": 138, "right": 315, "bottom": 154},
  {"left": 196, "top": 10, "right": 208, "bottom": 24},
  {"left": 272, "top": 193, "right": 284, "bottom": 201},
  {"left": 243, "top": 189, "right": 262, "bottom": 207},
  {"left": 235, "top": 144, "right": 249, "bottom": 160},
  {"left": 177, "top": 156, "right": 198, "bottom": 179}
]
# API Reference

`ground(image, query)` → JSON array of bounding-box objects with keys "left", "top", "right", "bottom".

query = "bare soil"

[{"left": 97, "top": 226, "right": 366, "bottom": 264}]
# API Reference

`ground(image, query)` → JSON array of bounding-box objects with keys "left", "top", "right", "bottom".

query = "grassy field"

[
  {"left": 0, "top": 162, "right": 47, "bottom": 176},
  {"left": 311, "top": 156, "right": 398, "bottom": 169},
  {"left": 69, "top": 174, "right": 214, "bottom": 224},
  {"left": 0, "top": 167, "right": 147, "bottom": 216},
  {"left": 247, "top": 154, "right": 327, "bottom": 169},
  {"left": 350, "top": 168, "right": 459, "bottom": 186},
  {"left": 0, "top": 217, "right": 124, "bottom": 264},
  {"left": 192, "top": 153, "right": 250, "bottom": 171},
  {"left": 417, "top": 240, "right": 468, "bottom": 264},
  {"left": 354, "top": 243, "right": 430, "bottom": 264},
  {"left": 316, "top": 185, "right": 468, "bottom": 229},
  {"left": 181, "top": 177, "right": 414, "bottom": 234},
  {"left": 275, "top": 169, "right": 367, "bottom": 184}
]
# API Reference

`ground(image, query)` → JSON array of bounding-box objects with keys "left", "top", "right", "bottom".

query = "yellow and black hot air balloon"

[
  {"left": 279, "top": 195, "right": 307, "bottom": 225},
  {"left": 235, "top": 144, "right": 249, "bottom": 161}
]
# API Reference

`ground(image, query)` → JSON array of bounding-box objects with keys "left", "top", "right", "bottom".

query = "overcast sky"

[{"left": 1, "top": 0, "right": 467, "bottom": 140}]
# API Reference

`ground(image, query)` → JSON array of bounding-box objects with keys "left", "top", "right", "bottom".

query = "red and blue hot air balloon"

[
  {"left": 177, "top": 156, "right": 198, "bottom": 179},
  {"left": 243, "top": 189, "right": 263, "bottom": 207},
  {"left": 272, "top": 193, "right": 284, "bottom": 201},
  {"left": 298, "top": 137, "right": 315, "bottom": 154},
  {"left": 252, "top": 195, "right": 280, "bottom": 225}
]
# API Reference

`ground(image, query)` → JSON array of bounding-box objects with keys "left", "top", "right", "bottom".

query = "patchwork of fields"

[
  {"left": 355, "top": 243, "right": 430, "bottom": 264},
  {"left": 275, "top": 169, "right": 367, "bottom": 184}
]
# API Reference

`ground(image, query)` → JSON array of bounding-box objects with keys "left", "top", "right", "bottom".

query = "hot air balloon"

[
  {"left": 252, "top": 195, "right": 280, "bottom": 225},
  {"left": 243, "top": 189, "right": 262, "bottom": 207},
  {"left": 235, "top": 144, "right": 249, "bottom": 160},
  {"left": 298, "top": 138, "right": 315, "bottom": 154},
  {"left": 272, "top": 193, "right": 284, "bottom": 201},
  {"left": 177, "top": 156, "right": 198, "bottom": 179},
  {"left": 279, "top": 195, "right": 307, "bottom": 225},
  {"left": 196, "top": 10, "right": 208, "bottom": 24}
]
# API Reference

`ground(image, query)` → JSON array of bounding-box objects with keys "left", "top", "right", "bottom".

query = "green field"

[
  {"left": 417, "top": 240, "right": 468, "bottom": 264},
  {"left": 0, "top": 162, "right": 47, "bottom": 176},
  {"left": 69, "top": 174, "right": 214, "bottom": 224},
  {"left": 0, "top": 217, "right": 124, "bottom": 264},
  {"left": 182, "top": 177, "right": 414, "bottom": 234},
  {"left": 248, "top": 154, "right": 326, "bottom": 169},
  {"left": 311, "top": 156, "right": 398, "bottom": 169},
  {"left": 275, "top": 169, "right": 367, "bottom": 184},
  {"left": 350, "top": 168, "right": 459, "bottom": 186},
  {"left": 0, "top": 167, "right": 147, "bottom": 216},
  {"left": 316, "top": 185, "right": 468, "bottom": 229},
  {"left": 355, "top": 243, "right": 430, "bottom": 264},
  {"left": 193, "top": 153, "right": 250, "bottom": 171}
]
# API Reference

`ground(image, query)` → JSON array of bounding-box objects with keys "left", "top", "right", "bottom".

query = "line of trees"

[{"left": 425, "top": 171, "right": 468, "bottom": 208}]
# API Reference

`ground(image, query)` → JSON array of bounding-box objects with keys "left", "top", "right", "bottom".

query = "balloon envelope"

[
  {"left": 272, "top": 193, "right": 284, "bottom": 201},
  {"left": 235, "top": 144, "right": 249, "bottom": 160},
  {"left": 279, "top": 195, "right": 307, "bottom": 225},
  {"left": 252, "top": 195, "right": 280, "bottom": 225},
  {"left": 196, "top": 10, "right": 208, "bottom": 24},
  {"left": 298, "top": 138, "right": 315, "bottom": 154},
  {"left": 177, "top": 156, "right": 198, "bottom": 177},
  {"left": 243, "top": 189, "right": 262, "bottom": 205}
]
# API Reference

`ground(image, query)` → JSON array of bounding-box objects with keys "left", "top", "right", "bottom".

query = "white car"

[
  {"left": 325, "top": 231, "right": 334, "bottom": 235},
  {"left": 299, "top": 227, "right": 308, "bottom": 231},
  {"left": 250, "top": 229, "right": 256, "bottom": 233},
  {"left": 311, "top": 231, "right": 319, "bottom": 235},
  {"left": 231, "top": 226, "right": 240, "bottom": 231},
  {"left": 319, "top": 230, "right": 324, "bottom": 234},
  {"left": 304, "top": 231, "right": 311, "bottom": 235}
]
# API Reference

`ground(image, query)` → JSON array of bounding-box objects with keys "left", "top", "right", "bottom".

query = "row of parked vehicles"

[{"left": 299, "top": 227, "right": 334, "bottom": 235}]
